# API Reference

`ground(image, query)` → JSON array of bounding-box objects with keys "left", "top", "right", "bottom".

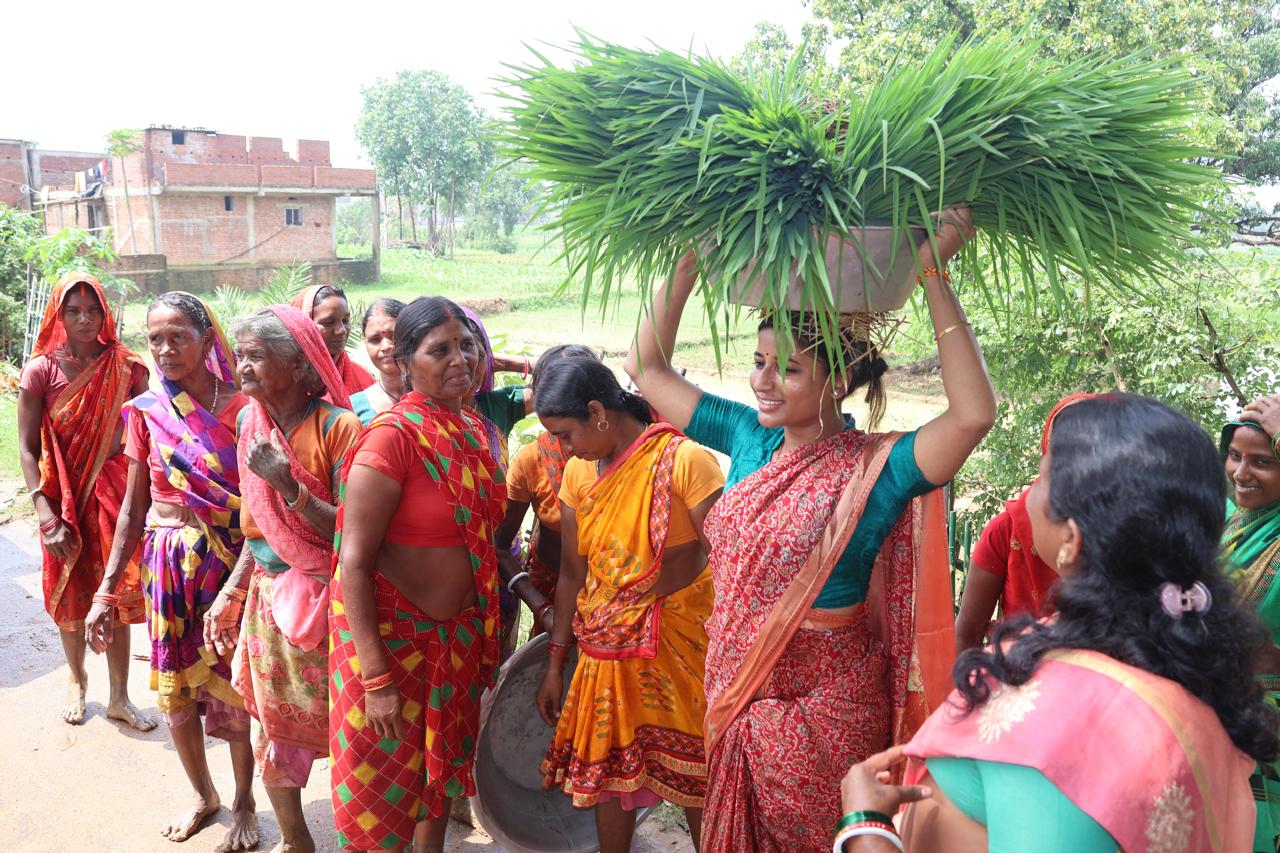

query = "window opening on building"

[
  {"left": 224, "top": 196, "right": 233, "bottom": 212},
  {"left": 172, "top": 130, "right": 186, "bottom": 145},
  {"left": 285, "top": 207, "right": 302, "bottom": 227}
]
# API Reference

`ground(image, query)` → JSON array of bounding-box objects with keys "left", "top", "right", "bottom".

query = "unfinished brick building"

[{"left": 29, "top": 126, "right": 380, "bottom": 292}]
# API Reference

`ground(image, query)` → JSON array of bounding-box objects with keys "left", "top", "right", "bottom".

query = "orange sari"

[
  {"left": 29, "top": 274, "right": 146, "bottom": 631},
  {"left": 541, "top": 424, "right": 713, "bottom": 808}
]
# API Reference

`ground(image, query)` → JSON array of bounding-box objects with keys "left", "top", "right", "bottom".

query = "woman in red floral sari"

[
  {"left": 17, "top": 272, "right": 152, "bottom": 729},
  {"left": 626, "top": 211, "right": 994, "bottom": 851}
]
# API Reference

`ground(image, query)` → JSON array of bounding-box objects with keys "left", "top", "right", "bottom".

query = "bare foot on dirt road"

[
  {"left": 61, "top": 679, "right": 87, "bottom": 724},
  {"left": 106, "top": 697, "right": 158, "bottom": 731},
  {"left": 268, "top": 839, "right": 316, "bottom": 853},
  {"left": 215, "top": 807, "right": 260, "bottom": 852},
  {"left": 162, "top": 793, "right": 221, "bottom": 842}
]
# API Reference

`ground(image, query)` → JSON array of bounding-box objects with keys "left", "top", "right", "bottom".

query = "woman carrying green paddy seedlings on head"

[
  {"left": 1222, "top": 394, "right": 1280, "bottom": 852},
  {"left": 625, "top": 208, "right": 995, "bottom": 852}
]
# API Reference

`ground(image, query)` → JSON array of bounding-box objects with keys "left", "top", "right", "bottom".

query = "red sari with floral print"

[{"left": 701, "top": 429, "right": 954, "bottom": 852}]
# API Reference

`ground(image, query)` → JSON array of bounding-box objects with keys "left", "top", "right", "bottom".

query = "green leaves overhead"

[{"left": 498, "top": 32, "right": 1221, "bottom": 343}]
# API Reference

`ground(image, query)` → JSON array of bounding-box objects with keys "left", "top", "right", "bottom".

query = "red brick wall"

[
  {"left": 251, "top": 196, "right": 335, "bottom": 263},
  {"left": 0, "top": 141, "right": 29, "bottom": 208},
  {"left": 164, "top": 162, "right": 259, "bottom": 187},
  {"left": 148, "top": 193, "right": 334, "bottom": 265},
  {"left": 107, "top": 193, "right": 158, "bottom": 254},
  {"left": 314, "top": 167, "right": 376, "bottom": 191}
]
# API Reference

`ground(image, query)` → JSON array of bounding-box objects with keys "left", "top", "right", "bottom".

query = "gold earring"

[{"left": 1056, "top": 547, "right": 1070, "bottom": 570}]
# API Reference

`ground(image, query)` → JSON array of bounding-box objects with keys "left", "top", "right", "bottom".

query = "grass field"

[{"left": 1, "top": 233, "right": 945, "bottom": 501}]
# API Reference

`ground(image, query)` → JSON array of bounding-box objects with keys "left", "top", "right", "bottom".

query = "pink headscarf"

[{"left": 236, "top": 305, "right": 350, "bottom": 651}]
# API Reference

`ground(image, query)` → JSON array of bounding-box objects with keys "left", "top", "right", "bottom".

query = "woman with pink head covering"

[{"left": 205, "top": 305, "right": 361, "bottom": 853}]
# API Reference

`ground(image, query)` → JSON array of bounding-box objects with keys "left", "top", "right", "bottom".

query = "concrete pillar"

[{"left": 371, "top": 194, "right": 381, "bottom": 282}]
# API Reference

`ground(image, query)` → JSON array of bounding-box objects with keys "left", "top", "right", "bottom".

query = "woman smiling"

[{"left": 330, "top": 297, "right": 507, "bottom": 853}]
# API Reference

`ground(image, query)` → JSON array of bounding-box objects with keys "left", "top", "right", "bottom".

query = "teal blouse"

[
  {"left": 349, "top": 389, "right": 377, "bottom": 426},
  {"left": 476, "top": 385, "right": 529, "bottom": 434},
  {"left": 685, "top": 392, "right": 936, "bottom": 608},
  {"left": 926, "top": 758, "right": 1115, "bottom": 851}
]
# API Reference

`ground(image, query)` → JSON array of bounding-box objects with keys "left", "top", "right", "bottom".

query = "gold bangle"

[
  {"left": 917, "top": 267, "right": 952, "bottom": 285},
  {"left": 935, "top": 321, "right": 971, "bottom": 343},
  {"left": 286, "top": 481, "right": 310, "bottom": 512}
]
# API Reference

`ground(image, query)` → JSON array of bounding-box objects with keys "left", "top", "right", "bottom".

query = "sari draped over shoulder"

[
  {"left": 330, "top": 392, "right": 505, "bottom": 850},
  {"left": 905, "top": 650, "right": 1257, "bottom": 853},
  {"left": 700, "top": 429, "right": 953, "bottom": 852},
  {"left": 131, "top": 299, "right": 247, "bottom": 725},
  {"left": 29, "top": 273, "right": 146, "bottom": 631},
  {"left": 541, "top": 424, "right": 713, "bottom": 809},
  {"left": 232, "top": 305, "right": 355, "bottom": 787},
  {"left": 292, "top": 284, "right": 374, "bottom": 396}
]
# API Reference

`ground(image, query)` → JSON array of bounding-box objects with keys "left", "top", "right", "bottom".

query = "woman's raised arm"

[
  {"left": 623, "top": 252, "right": 705, "bottom": 431},
  {"left": 912, "top": 210, "right": 997, "bottom": 486}
]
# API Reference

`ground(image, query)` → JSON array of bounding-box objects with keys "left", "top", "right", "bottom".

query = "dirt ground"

[{"left": 0, "top": 513, "right": 694, "bottom": 853}]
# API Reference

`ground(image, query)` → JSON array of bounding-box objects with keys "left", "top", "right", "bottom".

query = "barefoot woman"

[
  {"left": 17, "top": 273, "right": 153, "bottom": 730},
  {"left": 85, "top": 293, "right": 257, "bottom": 849},
  {"left": 535, "top": 358, "right": 724, "bottom": 853},
  {"left": 625, "top": 212, "right": 993, "bottom": 850},
  {"left": 331, "top": 297, "right": 506, "bottom": 852},
  {"left": 213, "top": 305, "right": 361, "bottom": 853}
]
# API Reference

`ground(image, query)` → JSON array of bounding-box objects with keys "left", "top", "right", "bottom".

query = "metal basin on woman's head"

[
  {"left": 471, "top": 632, "right": 655, "bottom": 852},
  {"left": 726, "top": 225, "right": 929, "bottom": 313}
]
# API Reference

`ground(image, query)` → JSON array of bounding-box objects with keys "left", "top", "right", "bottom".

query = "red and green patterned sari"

[{"left": 329, "top": 392, "right": 505, "bottom": 851}]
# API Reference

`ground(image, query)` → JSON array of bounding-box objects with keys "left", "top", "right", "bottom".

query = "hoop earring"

[{"left": 596, "top": 419, "right": 610, "bottom": 432}]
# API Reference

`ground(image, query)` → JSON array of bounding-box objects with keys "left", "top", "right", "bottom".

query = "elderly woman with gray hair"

[{"left": 203, "top": 305, "right": 361, "bottom": 853}]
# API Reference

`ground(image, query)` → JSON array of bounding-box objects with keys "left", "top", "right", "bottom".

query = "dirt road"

[{"left": 0, "top": 518, "right": 693, "bottom": 853}]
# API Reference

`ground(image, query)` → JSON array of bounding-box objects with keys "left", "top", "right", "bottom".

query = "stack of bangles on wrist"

[
  {"left": 39, "top": 516, "right": 61, "bottom": 536},
  {"left": 286, "top": 482, "right": 310, "bottom": 512},
  {"left": 222, "top": 585, "right": 247, "bottom": 603},
  {"left": 547, "top": 638, "right": 575, "bottom": 663},
  {"left": 360, "top": 671, "right": 395, "bottom": 693},
  {"left": 92, "top": 592, "right": 121, "bottom": 609},
  {"left": 832, "top": 810, "right": 903, "bottom": 852},
  {"left": 916, "top": 267, "right": 952, "bottom": 285}
]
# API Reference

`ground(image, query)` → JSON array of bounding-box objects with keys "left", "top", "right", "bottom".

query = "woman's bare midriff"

[
  {"left": 813, "top": 601, "right": 863, "bottom": 617},
  {"left": 652, "top": 540, "right": 708, "bottom": 597},
  {"left": 374, "top": 540, "right": 477, "bottom": 622},
  {"left": 149, "top": 500, "right": 197, "bottom": 528}
]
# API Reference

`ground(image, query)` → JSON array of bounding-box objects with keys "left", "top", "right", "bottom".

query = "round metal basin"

[{"left": 471, "top": 633, "right": 654, "bottom": 852}]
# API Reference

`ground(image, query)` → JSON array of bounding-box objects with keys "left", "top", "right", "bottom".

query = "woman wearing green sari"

[{"left": 1223, "top": 394, "right": 1280, "bottom": 852}]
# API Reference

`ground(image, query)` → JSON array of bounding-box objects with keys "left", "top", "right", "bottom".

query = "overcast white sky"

[{"left": 8, "top": 0, "right": 811, "bottom": 166}]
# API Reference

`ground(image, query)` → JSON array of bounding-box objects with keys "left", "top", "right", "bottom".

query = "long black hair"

[
  {"left": 954, "top": 394, "right": 1279, "bottom": 762},
  {"left": 758, "top": 313, "right": 889, "bottom": 428},
  {"left": 361, "top": 298, "right": 405, "bottom": 334},
  {"left": 533, "top": 358, "right": 652, "bottom": 425},
  {"left": 393, "top": 296, "right": 471, "bottom": 368}
]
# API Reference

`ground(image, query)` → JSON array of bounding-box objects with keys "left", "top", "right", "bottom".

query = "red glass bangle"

[{"left": 360, "top": 671, "right": 395, "bottom": 692}]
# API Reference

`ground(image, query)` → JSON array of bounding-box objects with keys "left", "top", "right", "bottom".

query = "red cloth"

[
  {"left": 291, "top": 284, "right": 373, "bottom": 396},
  {"left": 700, "top": 430, "right": 953, "bottom": 851},
  {"left": 970, "top": 504, "right": 1059, "bottom": 619},
  {"left": 349, "top": 424, "right": 465, "bottom": 548},
  {"left": 971, "top": 393, "right": 1101, "bottom": 622},
  {"left": 26, "top": 273, "right": 148, "bottom": 630}
]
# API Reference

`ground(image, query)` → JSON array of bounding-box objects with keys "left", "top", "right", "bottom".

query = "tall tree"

[
  {"left": 356, "top": 70, "right": 492, "bottom": 256},
  {"left": 808, "top": 0, "right": 1280, "bottom": 181},
  {"left": 105, "top": 128, "right": 142, "bottom": 253}
]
